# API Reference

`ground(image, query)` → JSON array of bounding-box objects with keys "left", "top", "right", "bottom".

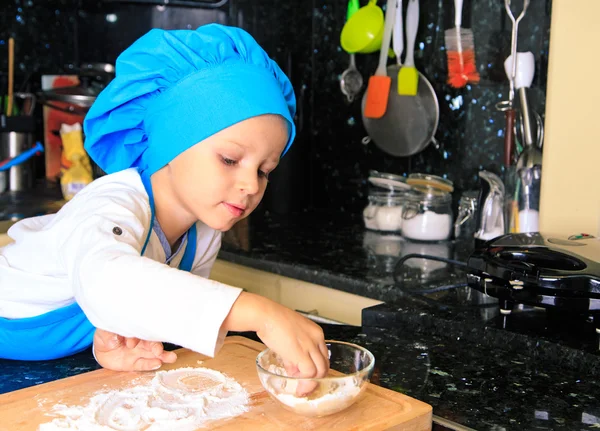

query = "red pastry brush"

[{"left": 445, "top": 0, "right": 480, "bottom": 88}]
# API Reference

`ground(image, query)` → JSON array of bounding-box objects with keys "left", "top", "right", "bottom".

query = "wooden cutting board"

[{"left": 0, "top": 336, "right": 432, "bottom": 430}]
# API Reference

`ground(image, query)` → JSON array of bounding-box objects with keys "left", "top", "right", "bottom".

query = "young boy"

[{"left": 0, "top": 24, "right": 329, "bottom": 381}]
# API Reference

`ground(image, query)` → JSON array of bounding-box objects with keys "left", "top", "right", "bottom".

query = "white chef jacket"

[{"left": 0, "top": 168, "right": 242, "bottom": 357}]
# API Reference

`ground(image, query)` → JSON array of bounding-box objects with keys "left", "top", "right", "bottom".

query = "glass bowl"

[{"left": 256, "top": 341, "right": 375, "bottom": 417}]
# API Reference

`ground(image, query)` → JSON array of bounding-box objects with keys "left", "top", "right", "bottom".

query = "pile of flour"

[{"left": 38, "top": 367, "right": 248, "bottom": 431}]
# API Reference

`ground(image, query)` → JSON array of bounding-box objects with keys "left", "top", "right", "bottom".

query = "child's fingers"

[
  {"left": 137, "top": 340, "right": 163, "bottom": 357},
  {"left": 140, "top": 341, "right": 176, "bottom": 363},
  {"left": 159, "top": 350, "right": 177, "bottom": 364},
  {"left": 94, "top": 329, "right": 122, "bottom": 351},
  {"left": 281, "top": 356, "right": 317, "bottom": 397},
  {"left": 294, "top": 346, "right": 329, "bottom": 397},
  {"left": 296, "top": 354, "right": 317, "bottom": 378},
  {"left": 294, "top": 353, "right": 319, "bottom": 397},
  {"left": 309, "top": 345, "right": 329, "bottom": 378},
  {"left": 318, "top": 342, "right": 330, "bottom": 373},
  {"left": 150, "top": 341, "right": 164, "bottom": 357},
  {"left": 125, "top": 337, "right": 140, "bottom": 349},
  {"left": 295, "top": 379, "right": 318, "bottom": 397},
  {"left": 132, "top": 357, "right": 163, "bottom": 372},
  {"left": 283, "top": 359, "right": 299, "bottom": 377}
]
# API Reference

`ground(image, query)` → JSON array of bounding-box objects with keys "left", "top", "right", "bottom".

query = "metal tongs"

[{"left": 496, "top": 0, "right": 530, "bottom": 167}]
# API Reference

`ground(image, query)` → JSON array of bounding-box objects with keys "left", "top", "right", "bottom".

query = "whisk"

[{"left": 495, "top": 0, "right": 530, "bottom": 167}]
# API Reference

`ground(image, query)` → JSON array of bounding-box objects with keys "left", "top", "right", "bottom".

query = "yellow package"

[{"left": 60, "top": 123, "right": 93, "bottom": 201}]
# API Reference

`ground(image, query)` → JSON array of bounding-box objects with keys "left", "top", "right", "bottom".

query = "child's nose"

[{"left": 237, "top": 168, "right": 260, "bottom": 195}]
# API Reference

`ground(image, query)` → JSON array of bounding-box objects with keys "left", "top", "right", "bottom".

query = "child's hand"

[
  {"left": 257, "top": 302, "right": 330, "bottom": 396},
  {"left": 93, "top": 328, "right": 177, "bottom": 371},
  {"left": 222, "top": 292, "right": 330, "bottom": 395}
]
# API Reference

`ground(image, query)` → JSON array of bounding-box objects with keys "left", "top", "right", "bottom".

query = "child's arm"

[
  {"left": 58, "top": 190, "right": 243, "bottom": 359},
  {"left": 92, "top": 292, "right": 330, "bottom": 381}
]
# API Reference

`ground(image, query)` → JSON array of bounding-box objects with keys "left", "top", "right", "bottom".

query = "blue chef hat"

[{"left": 83, "top": 24, "right": 296, "bottom": 176}]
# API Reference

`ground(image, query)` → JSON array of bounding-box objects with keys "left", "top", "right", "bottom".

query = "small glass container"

[
  {"left": 256, "top": 341, "right": 375, "bottom": 417},
  {"left": 401, "top": 189, "right": 453, "bottom": 241},
  {"left": 454, "top": 190, "right": 479, "bottom": 240},
  {"left": 363, "top": 192, "right": 405, "bottom": 232},
  {"left": 363, "top": 171, "right": 411, "bottom": 233}
]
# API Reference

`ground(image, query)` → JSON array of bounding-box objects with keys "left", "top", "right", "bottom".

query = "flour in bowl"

[
  {"left": 38, "top": 367, "right": 248, "bottom": 431},
  {"left": 263, "top": 365, "right": 363, "bottom": 417}
]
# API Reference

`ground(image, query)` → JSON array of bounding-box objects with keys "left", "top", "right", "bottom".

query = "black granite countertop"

[
  {"left": 0, "top": 181, "right": 65, "bottom": 222},
  {"left": 220, "top": 211, "right": 600, "bottom": 359},
  {"left": 218, "top": 211, "right": 600, "bottom": 430},
  {"left": 2, "top": 325, "right": 599, "bottom": 430},
  {"left": 2, "top": 210, "right": 600, "bottom": 430}
]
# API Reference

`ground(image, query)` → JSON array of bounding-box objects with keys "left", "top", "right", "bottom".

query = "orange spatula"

[{"left": 364, "top": 0, "right": 396, "bottom": 119}]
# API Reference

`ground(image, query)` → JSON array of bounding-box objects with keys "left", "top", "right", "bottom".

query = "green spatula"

[{"left": 398, "top": 0, "right": 419, "bottom": 96}]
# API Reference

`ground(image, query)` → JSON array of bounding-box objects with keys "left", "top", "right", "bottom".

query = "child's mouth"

[{"left": 223, "top": 203, "right": 245, "bottom": 217}]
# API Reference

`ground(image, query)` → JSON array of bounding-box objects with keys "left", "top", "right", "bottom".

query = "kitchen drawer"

[{"left": 210, "top": 260, "right": 383, "bottom": 326}]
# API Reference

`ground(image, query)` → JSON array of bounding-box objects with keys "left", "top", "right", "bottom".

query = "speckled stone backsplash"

[
  {"left": 306, "top": 0, "right": 552, "bottom": 213},
  {"left": 1, "top": 0, "right": 552, "bottom": 213}
]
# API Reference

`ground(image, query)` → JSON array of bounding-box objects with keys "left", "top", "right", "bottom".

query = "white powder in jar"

[
  {"left": 375, "top": 206, "right": 403, "bottom": 232},
  {"left": 401, "top": 211, "right": 452, "bottom": 241},
  {"left": 363, "top": 205, "right": 379, "bottom": 230},
  {"left": 363, "top": 205, "right": 403, "bottom": 232}
]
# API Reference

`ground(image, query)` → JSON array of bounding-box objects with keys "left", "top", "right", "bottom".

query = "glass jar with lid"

[
  {"left": 363, "top": 170, "right": 411, "bottom": 233},
  {"left": 401, "top": 187, "right": 454, "bottom": 241},
  {"left": 363, "top": 192, "right": 405, "bottom": 232}
]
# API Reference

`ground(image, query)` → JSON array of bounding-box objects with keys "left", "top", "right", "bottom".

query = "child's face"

[{"left": 166, "top": 114, "right": 289, "bottom": 231}]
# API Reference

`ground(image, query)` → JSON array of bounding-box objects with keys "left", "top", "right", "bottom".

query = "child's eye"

[
  {"left": 258, "top": 170, "right": 269, "bottom": 180},
  {"left": 221, "top": 156, "right": 237, "bottom": 166}
]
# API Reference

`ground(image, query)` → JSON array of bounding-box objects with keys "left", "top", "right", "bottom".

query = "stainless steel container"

[
  {"left": 0, "top": 116, "right": 36, "bottom": 192},
  {"left": 1, "top": 132, "right": 34, "bottom": 191}
]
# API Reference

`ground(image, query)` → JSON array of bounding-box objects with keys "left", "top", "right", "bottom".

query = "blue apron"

[{"left": 0, "top": 171, "right": 198, "bottom": 361}]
